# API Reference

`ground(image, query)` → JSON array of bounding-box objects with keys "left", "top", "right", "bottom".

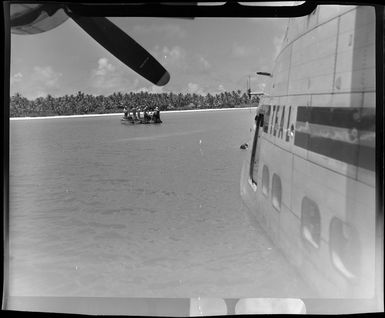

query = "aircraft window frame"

[
  {"left": 329, "top": 217, "right": 361, "bottom": 279},
  {"left": 262, "top": 165, "right": 270, "bottom": 197},
  {"left": 300, "top": 197, "right": 321, "bottom": 249},
  {"left": 271, "top": 173, "right": 282, "bottom": 212}
]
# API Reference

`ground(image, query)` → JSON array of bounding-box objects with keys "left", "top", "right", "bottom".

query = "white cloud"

[
  {"left": 10, "top": 72, "right": 23, "bottom": 84},
  {"left": 152, "top": 46, "right": 212, "bottom": 82},
  {"left": 94, "top": 57, "right": 116, "bottom": 76},
  {"left": 14, "top": 66, "right": 62, "bottom": 99},
  {"left": 164, "top": 46, "right": 184, "bottom": 60},
  {"left": 162, "top": 46, "right": 187, "bottom": 69},
  {"left": 187, "top": 82, "right": 205, "bottom": 95},
  {"left": 33, "top": 91, "right": 48, "bottom": 99},
  {"left": 197, "top": 55, "right": 211, "bottom": 71},
  {"left": 31, "top": 66, "right": 62, "bottom": 88},
  {"left": 203, "top": 83, "right": 226, "bottom": 96},
  {"left": 90, "top": 57, "right": 137, "bottom": 93},
  {"left": 151, "top": 45, "right": 189, "bottom": 71},
  {"left": 136, "top": 85, "right": 164, "bottom": 94}
]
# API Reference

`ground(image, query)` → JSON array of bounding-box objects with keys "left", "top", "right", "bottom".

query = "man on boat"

[
  {"left": 123, "top": 106, "right": 128, "bottom": 119},
  {"left": 143, "top": 107, "right": 151, "bottom": 122},
  {"left": 132, "top": 106, "right": 138, "bottom": 120},
  {"left": 126, "top": 107, "right": 134, "bottom": 121},
  {"left": 152, "top": 106, "right": 161, "bottom": 122}
]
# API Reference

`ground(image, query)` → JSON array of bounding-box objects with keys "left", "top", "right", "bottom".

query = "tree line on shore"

[{"left": 10, "top": 90, "right": 259, "bottom": 117}]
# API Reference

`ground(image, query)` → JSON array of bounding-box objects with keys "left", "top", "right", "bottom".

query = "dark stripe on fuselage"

[
  {"left": 294, "top": 131, "right": 375, "bottom": 171},
  {"left": 297, "top": 107, "right": 375, "bottom": 131},
  {"left": 294, "top": 107, "right": 375, "bottom": 171}
]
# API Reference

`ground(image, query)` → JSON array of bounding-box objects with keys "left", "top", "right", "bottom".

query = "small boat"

[{"left": 120, "top": 117, "right": 162, "bottom": 125}]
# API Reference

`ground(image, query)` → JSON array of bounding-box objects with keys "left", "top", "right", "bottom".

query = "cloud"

[
  {"left": 136, "top": 85, "right": 164, "bottom": 94},
  {"left": 201, "top": 84, "right": 225, "bottom": 95},
  {"left": 32, "top": 91, "right": 48, "bottom": 99},
  {"left": 197, "top": 55, "right": 211, "bottom": 72},
  {"left": 10, "top": 72, "right": 23, "bottom": 84},
  {"left": 152, "top": 46, "right": 212, "bottom": 82},
  {"left": 90, "top": 57, "right": 139, "bottom": 93},
  {"left": 90, "top": 57, "right": 118, "bottom": 89},
  {"left": 163, "top": 46, "right": 185, "bottom": 62},
  {"left": 15, "top": 66, "right": 63, "bottom": 99},
  {"left": 31, "top": 66, "right": 62, "bottom": 88},
  {"left": 187, "top": 82, "right": 205, "bottom": 95},
  {"left": 94, "top": 57, "right": 116, "bottom": 76},
  {"left": 155, "top": 45, "right": 187, "bottom": 70}
]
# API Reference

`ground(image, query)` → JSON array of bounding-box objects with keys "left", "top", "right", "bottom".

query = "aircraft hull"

[{"left": 240, "top": 4, "right": 379, "bottom": 301}]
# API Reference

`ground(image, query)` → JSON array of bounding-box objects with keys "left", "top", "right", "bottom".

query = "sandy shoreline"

[{"left": 10, "top": 107, "right": 255, "bottom": 121}]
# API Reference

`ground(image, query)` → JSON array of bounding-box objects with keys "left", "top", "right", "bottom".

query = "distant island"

[{"left": 10, "top": 91, "right": 259, "bottom": 118}]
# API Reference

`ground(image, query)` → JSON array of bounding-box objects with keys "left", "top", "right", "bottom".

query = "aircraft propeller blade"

[
  {"left": 67, "top": 13, "right": 170, "bottom": 86},
  {"left": 10, "top": 4, "right": 170, "bottom": 86}
]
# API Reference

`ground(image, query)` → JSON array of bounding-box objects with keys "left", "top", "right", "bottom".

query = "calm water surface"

[{"left": 9, "top": 109, "right": 316, "bottom": 297}]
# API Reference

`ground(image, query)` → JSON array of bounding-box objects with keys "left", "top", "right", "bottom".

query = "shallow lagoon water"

[{"left": 9, "top": 109, "right": 316, "bottom": 298}]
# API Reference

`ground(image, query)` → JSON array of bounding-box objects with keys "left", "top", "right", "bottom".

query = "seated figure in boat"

[
  {"left": 123, "top": 106, "right": 134, "bottom": 121},
  {"left": 126, "top": 111, "right": 134, "bottom": 121},
  {"left": 143, "top": 107, "right": 151, "bottom": 122},
  {"left": 131, "top": 107, "right": 138, "bottom": 120},
  {"left": 152, "top": 107, "right": 161, "bottom": 123}
]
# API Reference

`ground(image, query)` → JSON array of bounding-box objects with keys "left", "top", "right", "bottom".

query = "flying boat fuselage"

[{"left": 240, "top": 5, "right": 377, "bottom": 300}]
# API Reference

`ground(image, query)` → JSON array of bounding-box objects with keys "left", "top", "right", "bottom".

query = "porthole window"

[
  {"left": 271, "top": 174, "right": 281, "bottom": 211},
  {"left": 262, "top": 165, "right": 269, "bottom": 196},
  {"left": 300, "top": 197, "right": 321, "bottom": 249},
  {"left": 329, "top": 218, "right": 360, "bottom": 279}
]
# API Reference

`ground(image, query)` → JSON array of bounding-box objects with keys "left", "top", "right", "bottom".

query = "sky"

[{"left": 10, "top": 15, "right": 288, "bottom": 99}]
